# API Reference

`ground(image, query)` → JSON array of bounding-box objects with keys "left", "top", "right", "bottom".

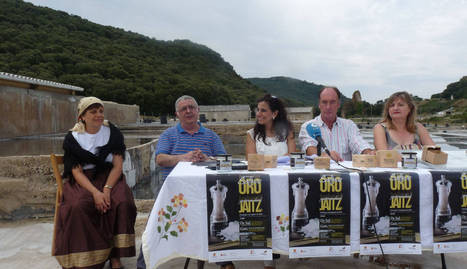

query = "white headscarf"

[{"left": 70, "top": 96, "right": 108, "bottom": 133}]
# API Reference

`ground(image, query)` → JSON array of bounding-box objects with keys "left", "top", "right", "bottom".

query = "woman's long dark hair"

[{"left": 254, "top": 94, "right": 293, "bottom": 145}]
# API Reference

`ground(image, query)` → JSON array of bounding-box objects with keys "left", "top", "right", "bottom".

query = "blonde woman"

[{"left": 373, "top": 91, "right": 434, "bottom": 150}]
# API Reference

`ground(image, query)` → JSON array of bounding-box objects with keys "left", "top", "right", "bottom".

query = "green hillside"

[
  {"left": 0, "top": 0, "right": 264, "bottom": 115},
  {"left": 247, "top": 76, "right": 348, "bottom": 107},
  {"left": 432, "top": 76, "right": 467, "bottom": 99}
]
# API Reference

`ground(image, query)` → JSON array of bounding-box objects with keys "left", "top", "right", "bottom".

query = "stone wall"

[
  {"left": 123, "top": 139, "right": 163, "bottom": 200},
  {"left": 200, "top": 111, "right": 250, "bottom": 122},
  {"left": 103, "top": 101, "right": 140, "bottom": 128},
  {"left": 0, "top": 85, "right": 140, "bottom": 139},
  {"left": 0, "top": 156, "right": 56, "bottom": 220},
  {"left": 0, "top": 139, "right": 159, "bottom": 220},
  {"left": 289, "top": 113, "right": 313, "bottom": 121}
]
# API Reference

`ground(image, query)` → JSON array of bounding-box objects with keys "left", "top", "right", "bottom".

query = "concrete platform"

[{"left": 1, "top": 217, "right": 467, "bottom": 268}]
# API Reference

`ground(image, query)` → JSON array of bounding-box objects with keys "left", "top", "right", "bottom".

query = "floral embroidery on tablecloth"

[
  {"left": 157, "top": 193, "right": 189, "bottom": 241},
  {"left": 273, "top": 213, "right": 289, "bottom": 235}
]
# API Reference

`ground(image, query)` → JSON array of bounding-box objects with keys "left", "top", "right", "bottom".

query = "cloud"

[{"left": 29, "top": 0, "right": 467, "bottom": 102}]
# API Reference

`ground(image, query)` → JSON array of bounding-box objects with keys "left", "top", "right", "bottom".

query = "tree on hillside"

[
  {"left": 0, "top": 0, "right": 265, "bottom": 115},
  {"left": 432, "top": 76, "right": 467, "bottom": 99}
]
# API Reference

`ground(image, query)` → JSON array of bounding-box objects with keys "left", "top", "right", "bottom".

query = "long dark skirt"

[{"left": 54, "top": 168, "right": 137, "bottom": 269}]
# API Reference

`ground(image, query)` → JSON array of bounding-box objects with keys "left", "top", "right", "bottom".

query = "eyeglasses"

[{"left": 178, "top": 105, "right": 197, "bottom": 113}]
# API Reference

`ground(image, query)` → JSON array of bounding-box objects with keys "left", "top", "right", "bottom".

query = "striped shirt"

[
  {"left": 299, "top": 115, "right": 370, "bottom": 161},
  {"left": 156, "top": 123, "right": 226, "bottom": 179}
]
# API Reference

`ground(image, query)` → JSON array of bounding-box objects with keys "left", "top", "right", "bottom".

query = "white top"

[
  {"left": 298, "top": 115, "right": 370, "bottom": 161},
  {"left": 72, "top": 125, "right": 113, "bottom": 169},
  {"left": 247, "top": 128, "right": 288, "bottom": 156}
]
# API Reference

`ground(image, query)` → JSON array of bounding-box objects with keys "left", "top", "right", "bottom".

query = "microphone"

[{"left": 306, "top": 123, "right": 331, "bottom": 156}]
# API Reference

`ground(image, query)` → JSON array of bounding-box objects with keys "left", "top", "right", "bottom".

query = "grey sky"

[{"left": 28, "top": 0, "right": 467, "bottom": 103}]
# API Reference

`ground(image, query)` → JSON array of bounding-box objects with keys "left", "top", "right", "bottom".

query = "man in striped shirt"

[
  {"left": 299, "top": 86, "right": 374, "bottom": 161},
  {"left": 151, "top": 96, "right": 234, "bottom": 269},
  {"left": 155, "top": 95, "right": 226, "bottom": 180},
  {"left": 138, "top": 97, "right": 228, "bottom": 269}
]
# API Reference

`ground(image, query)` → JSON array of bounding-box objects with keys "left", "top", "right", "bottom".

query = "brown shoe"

[{"left": 108, "top": 257, "right": 124, "bottom": 269}]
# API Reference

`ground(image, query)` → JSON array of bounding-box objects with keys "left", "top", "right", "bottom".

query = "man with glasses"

[
  {"left": 138, "top": 95, "right": 232, "bottom": 269},
  {"left": 156, "top": 95, "right": 226, "bottom": 180}
]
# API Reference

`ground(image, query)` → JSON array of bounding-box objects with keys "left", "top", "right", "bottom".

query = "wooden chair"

[{"left": 50, "top": 154, "right": 64, "bottom": 256}]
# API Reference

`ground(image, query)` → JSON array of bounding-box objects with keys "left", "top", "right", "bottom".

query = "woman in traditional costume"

[{"left": 54, "top": 97, "right": 136, "bottom": 269}]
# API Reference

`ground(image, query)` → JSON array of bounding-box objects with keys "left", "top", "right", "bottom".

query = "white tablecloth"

[{"left": 142, "top": 155, "right": 467, "bottom": 269}]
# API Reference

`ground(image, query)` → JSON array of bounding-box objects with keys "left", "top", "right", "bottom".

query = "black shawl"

[{"left": 63, "top": 122, "right": 126, "bottom": 183}]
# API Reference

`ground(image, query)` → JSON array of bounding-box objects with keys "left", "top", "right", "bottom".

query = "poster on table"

[
  {"left": 432, "top": 171, "right": 467, "bottom": 253},
  {"left": 288, "top": 172, "right": 351, "bottom": 258},
  {"left": 359, "top": 172, "right": 421, "bottom": 255},
  {"left": 206, "top": 173, "right": 272, "bottom": 262}
]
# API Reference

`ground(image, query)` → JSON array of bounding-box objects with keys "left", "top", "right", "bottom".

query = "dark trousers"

[{"left": 136, "top": 245, "right": 146, "bottom": 269}]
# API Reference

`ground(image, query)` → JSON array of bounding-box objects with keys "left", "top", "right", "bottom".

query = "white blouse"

[
  {"left": 247, "top": 128, "right": 288, "bottom": 156},
  {"left": 72, "top": 125, "right": 113, "bottom": 169}
]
